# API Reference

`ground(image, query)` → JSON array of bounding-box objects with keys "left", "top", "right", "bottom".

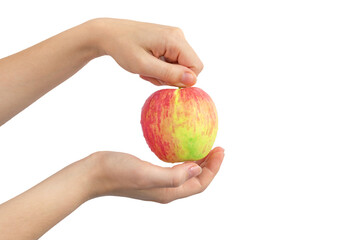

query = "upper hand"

[
  {"left": 90, "top": 18, "right": 204, "bottom": 87},
  {"left": 85, "top": 147, "right": 224, "bottom": 203}
]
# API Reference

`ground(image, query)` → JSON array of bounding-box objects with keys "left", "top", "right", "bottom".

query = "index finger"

[{"left": 177, "top": 40, "right": 204, "bottom": 76}]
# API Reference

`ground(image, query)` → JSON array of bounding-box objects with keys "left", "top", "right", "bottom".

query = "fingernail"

[
  {"left": 188, "top": 165, "right": 202, "bottom": 177},
  {"left": 212, "top": 147, "right": 225, "bottom": 154},
  {"left": 181, "top": 72, "right": 196, "bottom": 86}
]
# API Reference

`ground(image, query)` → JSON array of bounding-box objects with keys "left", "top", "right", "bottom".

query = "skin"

[{"left": 0, "top": 18, "right": 224, "bottom": 240}]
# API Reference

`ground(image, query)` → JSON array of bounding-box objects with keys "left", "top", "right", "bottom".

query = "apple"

[{"left": 141, "top": 87, "right": 218, "bottom": 163}]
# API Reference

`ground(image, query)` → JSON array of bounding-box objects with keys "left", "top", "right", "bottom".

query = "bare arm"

[
  {"left": 0, "top": 159, "right": 93, "bottom": 239},
  {"left": 0, "top": 18, "right": 202, "bottom": 126},
  {"left": 0, "top": 21, "right": 100, "bottom": 125},
  {"left": 0, "top": 148, "right": 224, "bottom": 240}
]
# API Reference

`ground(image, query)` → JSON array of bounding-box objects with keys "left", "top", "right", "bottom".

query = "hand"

[
  {"left": 91, "top": 18, "right": 204, "bottom": 87},
  {"left": 86, "top": 147, "right": 224, "bottom": 203},
  {"left": 0, "top": 18, "right": 203, "bottom": 125}
]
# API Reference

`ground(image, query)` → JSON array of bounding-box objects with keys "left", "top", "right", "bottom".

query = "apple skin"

[{"left": 141, "top": 87, "right": 218, "bottom": 163}]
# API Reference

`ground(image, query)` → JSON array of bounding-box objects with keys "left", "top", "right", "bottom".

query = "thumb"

[
  {"left": 139, "top": 54, "right": 197, "bottom": 87},
  {"left": 146, "top": 162, "right": 202, "bottom": 188}
]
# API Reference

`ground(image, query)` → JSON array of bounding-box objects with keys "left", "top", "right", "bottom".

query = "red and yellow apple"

[{"left": 141, "top": 87, "right": 218, "bottom": 163}]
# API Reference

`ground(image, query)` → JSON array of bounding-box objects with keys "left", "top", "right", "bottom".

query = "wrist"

[
  {"left": 83, "top": 18, "right": 113, "bottom": 58},
  {"left": 78, "top": 19, "right": 108, "bottom": 60},
  {"left": 79, "top": 151, "right": 108, "bottom": 200},
  {"left": 62, "top": 158, "right": 95, "bottom": 204}
]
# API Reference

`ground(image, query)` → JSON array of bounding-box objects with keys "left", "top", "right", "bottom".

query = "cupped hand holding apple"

[{"left": 86, "top": 147, "right": 224, "bottom": 203}]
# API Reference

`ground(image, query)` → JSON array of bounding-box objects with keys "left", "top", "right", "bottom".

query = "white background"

[{"left": 1, "top": 0, "right": 360, "bottom": 239}]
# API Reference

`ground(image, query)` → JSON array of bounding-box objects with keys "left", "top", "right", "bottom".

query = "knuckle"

[
  {"left": 88, "top": 151, "right": 110, "bottom": 162},
  {"left": 157, "top": 195, "right": 173, "bottom": 204},
  {"left": 169, "top": 27, "right": 184, "bottom": 37},
  {"left": 193, "top": 62, "right": 204, "bottom": 76},
  {"left": 198, "top": 61, "right": 204, "bottom": 72},
  {"left": 170, "top": 175, "right": 182, "bottom": 188},
  {"left": 163, "top": 27, "right": 184, "bottom": 45},
  {"left": 198, "top": 184, "right": 209, "bottom": 194},
  {"left": 158, "top": 198, "right": 170, "bottom": 204},
  {"left": 170, "top": 170, "right": 187, "bottom": 187}
]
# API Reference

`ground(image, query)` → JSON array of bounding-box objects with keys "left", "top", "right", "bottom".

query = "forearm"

[
  {"left": 0, "top": 157, "right": 94, "bottom": 240},
  {"left": 0, "top": 20, "right": 102, "bottom": 126}
]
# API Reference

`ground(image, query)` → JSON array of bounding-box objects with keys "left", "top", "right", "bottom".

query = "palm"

[{"left": 118, "top": 147, "right": 224, "bottom": 203}]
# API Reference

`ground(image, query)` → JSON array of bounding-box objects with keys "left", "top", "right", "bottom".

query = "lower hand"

[{"left": 85, "top": 147, "right": 224, "bottom": 203}]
